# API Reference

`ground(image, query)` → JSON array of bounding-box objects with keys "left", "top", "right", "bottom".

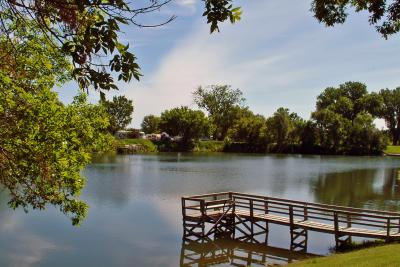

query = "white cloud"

[
  {"left": 6, "top": 234, "right": 58, "bottom": 267},
  {"left": 121, "top": 0, "right": 400, "bottom": 127},
  {"left": 175, "top": 0, "right": 196, "bottom": 7}
]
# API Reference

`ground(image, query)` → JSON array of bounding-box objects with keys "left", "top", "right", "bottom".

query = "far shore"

[{"left": 114, "top": 138, "right": 400, "bottom": 156}]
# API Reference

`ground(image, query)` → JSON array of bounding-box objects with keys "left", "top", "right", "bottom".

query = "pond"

[{"left": 1, "top": 153, "right": 400, "bottom": 266}]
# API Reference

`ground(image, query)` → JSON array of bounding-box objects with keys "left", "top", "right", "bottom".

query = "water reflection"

[
  {"left": 180, "top": 237, "right": 313, "bottom": 266},
  {"left": 313, "top": 167, "right": 400, "bottom": 211}
]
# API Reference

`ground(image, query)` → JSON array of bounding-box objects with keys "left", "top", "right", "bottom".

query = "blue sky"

[{"left": 58, "top": 0, "right": 400, "bottom": 128}]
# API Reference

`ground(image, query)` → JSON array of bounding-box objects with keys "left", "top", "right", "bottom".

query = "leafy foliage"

[
  {"left": 266, "top": 108, "right": 304, "bottom": 151},
  {"left": 0, "top": 18, "right": 112, "bottom": 225},
  {"left": 203, "top": 0, "right": 242, "bottom": 33},
  {"left": 311, "top": 0, "right": 400, "bottom": 38},
  {"left": 228, "top": 108, "right": 268, "bottom": 146},
  {"left": 141, "top": 114, "right": 161, "bottom": 134},
  {"left": 0, "top": 86, "right": 112, "bottom": 225},
  {"left": 311, "top": 82, "right": 386, "bottom": 154},
  {"left": 159, "top": 106, "right": 211, "bottom": 143},
  {"left": 0, "top": 1, "right": 241, "bottom": 91},
  {"left": 193, "top": 85, "right": 245, "bottom": 140},
  {"left": 102, "top": 95, "right": 134, "bottom": 134}
]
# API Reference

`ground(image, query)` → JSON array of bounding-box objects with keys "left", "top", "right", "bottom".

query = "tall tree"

[
  {"left": 141, "top": 115, "right": 161, "bottom": 134},
  {"left": 228, "top": 109, "right": 268, "bottom": 146},
  {"left": 266, "top": 108, "right": 302, "bottom": 151},
  {"left": 193, "top": 85, "right": 245, "bottom": 140},
  {"left": 345, "top": 112, "right": 386, "bottom": 154},
  {"left": 102, "top": 96, "right": 134, "bottom": 134},
  {"left": 159, "top": 106, "right": 210, "bottom": 144},
  {"left": 315, "top": 81, "right": 369, "bottom": 121},
  {"left": 312, "top": 81, "right": 385, "bottom": 154}
]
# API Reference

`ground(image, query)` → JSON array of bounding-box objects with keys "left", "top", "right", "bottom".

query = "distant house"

[
  {"left": 115, "top": 129, "right": 143, "bottom": 139},
  {"left": 145, "top": 133, "right": 161, "bottom": 141},
  {"left": 115, "top": 130, "right": 131, "bottom": 139}
]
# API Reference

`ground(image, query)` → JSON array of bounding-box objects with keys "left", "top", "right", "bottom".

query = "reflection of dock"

[
  {"left": 182, "top": 192, "right": 400, "bottom": 251},
  {"left": 180, "top": 238, "right": 312, "bottom": 267}
]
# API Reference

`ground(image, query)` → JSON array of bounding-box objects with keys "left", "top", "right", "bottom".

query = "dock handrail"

[{"left": 182, "top": 191, "right": 400, "bottom": 245}]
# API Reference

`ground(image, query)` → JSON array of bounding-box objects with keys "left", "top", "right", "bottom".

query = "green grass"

[
  {"left": 115, "top": 138, "right": 158, "bottom": 152},
  {"left": 384, "top": 145, "right": 400, "bottom": 154},
  {"left": 193, "top": 140, "right": 225, "bottom": 152},
  {"left": 289, "top": 243, "right": 400, "bottom": 267}
]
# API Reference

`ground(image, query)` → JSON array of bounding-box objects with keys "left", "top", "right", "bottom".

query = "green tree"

[
  {"left": 0, "top": 87, "right": 112, "bottom": 225},
  {"left": 312, "top": 108, "right": 350, "bottom": 153},
  {"left": 376, "top": 88, "right": 400, "bottom": 145},
  {"left": 345, "top": 112, "right": 387, "bottom": 155},
  {"left": 315, "top": 82, "right": 369, "bottom": 121},
  {"left": 141, "top": 115, "right": 161, "bottom": 134},
  {"left": 159, "top": 106, "right": 210, "bottom": 144},
  {"left": 0, "top": 1, "right": 241, "bottom": 91},
  {"left": 300, "top": 120, "right": 318, "bottom": 151},
  {"left": 312, "top": 0, "right": 400, "bottom": 38},
  {"left": 311, "top": 82, "right": 385, "bottom": 154},
  {"left": 228, "top": 109, "right": 268, "bottom": 146},
  {"left": 266, "top": 108, "right": 303, "bottom": 151},
  {"left": 0, "top": 18, "right": 112, "bottom": 225},
  {"left": 102, "top": 96, "right": 134, "bottom": 134},
  {"left": 193, "top": 85, "right": 245, "bottom": 140}
]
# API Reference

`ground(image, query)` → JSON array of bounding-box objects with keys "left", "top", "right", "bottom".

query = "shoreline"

[{"left": 114, "top": 138, "right": 394, "bottom": 156}]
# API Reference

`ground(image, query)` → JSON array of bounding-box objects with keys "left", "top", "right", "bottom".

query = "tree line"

[{"left": 140, "top": 83, "right": 400, "bottom": 155}]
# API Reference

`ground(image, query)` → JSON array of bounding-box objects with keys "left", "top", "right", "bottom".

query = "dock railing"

[{"left": 182, "top": 192, "right": 400, "bottom": 249}]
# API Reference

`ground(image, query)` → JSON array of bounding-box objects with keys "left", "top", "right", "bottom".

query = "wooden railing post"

[
  {"left": 347, "top": 213, "right": 351, "bottom": 228},
  {"left": 334, "top": 211, "right": 339, "bottom": 234},
  {"left": 200, "top": 200, "right": 205, "bottom": 217},
  {"left": 232, "top": 196, "right": 236, "bottom": 214},
  {"left": 304, "top": 204, "right": 308, "bottom": 221},
  {"left": 334, "top": 211, "right": 339, "bottom": 247},
  {"left": 182, "top": 198, "right": 186, "bottom": 217},
  {"left": 387, "top": 218, "right": 391, "bottom": 241},
  {"left": 398, "top": 218, "right": 400, "bottom": 234},
  {"left": 250, "top": 199, "right": 254, "bottom": 217},
  {"left": 289, "top": 205, "right": 294, "bottom": 226}
]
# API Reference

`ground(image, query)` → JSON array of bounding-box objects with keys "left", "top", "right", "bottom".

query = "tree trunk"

[{"left": 391, "top": 128, "right": 398, "bottom": 145}]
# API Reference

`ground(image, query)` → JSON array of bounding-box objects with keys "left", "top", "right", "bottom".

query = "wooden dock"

[{"left": 182, "top": 192, "right": 400, "bottom": 251}]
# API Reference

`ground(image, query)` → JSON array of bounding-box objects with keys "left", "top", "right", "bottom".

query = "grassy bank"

[
  {"left": 384, "top": 145, "right": 400, "bottom": 155},
  {"left": 115, "top": 139, "right": 225, "bottom": 153},
  {"left": 115, "top": 139, "right": 394, "bottom": 155},
  {"left": 115, "top": 138, "right": 158, "bottom": 153},
  {"left": 289, "top": 243, "right": 400, "bottom": 266},
  {"left": 193, "top": 140, "right": 224, "bottom": 152}
]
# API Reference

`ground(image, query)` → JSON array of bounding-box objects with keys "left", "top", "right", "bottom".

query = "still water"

[{"left": 1, "top": 153, "right": 400, "bottom": 266}]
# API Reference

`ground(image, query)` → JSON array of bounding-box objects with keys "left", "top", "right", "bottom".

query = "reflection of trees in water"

[
  {"left": 83, "top": 156, "right": 136, "bottom": 207},
  {"left": 313, "top": 168, "right": 400, "bottom": 211},
  {"left": 180, "top": 238, "right": 312, "bottom": 267}
]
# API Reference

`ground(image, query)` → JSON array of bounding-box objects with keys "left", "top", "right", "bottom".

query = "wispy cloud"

[
  {"left": 118, "top": 0, "right": 400, "bottom": 127},
  {"left": 175, "top": 0, "right": 196, "bottom": 8}
]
